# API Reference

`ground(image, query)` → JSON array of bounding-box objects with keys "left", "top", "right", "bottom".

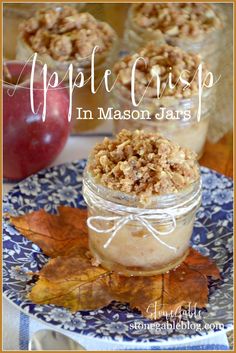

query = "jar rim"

[{"left": 83, "top": 164, "right": 201, "bottom": 210}]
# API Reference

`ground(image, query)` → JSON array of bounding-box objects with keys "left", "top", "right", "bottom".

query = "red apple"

[{"left": 3, "top": 61, "right": 70, "bottom": 180}]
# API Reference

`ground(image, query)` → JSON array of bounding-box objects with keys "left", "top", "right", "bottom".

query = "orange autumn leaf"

[
  {"left": 9, "top": 206, "right": 88, "bottom": 257},
  {"left": 9, "top": 207, "right": 221, "bottom": 319}
]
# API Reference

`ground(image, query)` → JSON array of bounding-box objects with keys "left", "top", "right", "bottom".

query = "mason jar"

[
  {"left": 16, "top": 9, "right": 119, "bottom": 133},
  {"left": 165, "top": 26, "right": 225, "bottom": 75},
  {"left": 124, "top": 4, "right": 225, "bottom": 73},
  {"left": 3, "top": 3, "right": 82, "bottom": 59},
  {"left": 123, "top": 6, "right": 166, "bottom": 53},
  {"left": 83, "top": 166, "right": 201, "bottom": 277},
  {"left": 111, "top": 84, "right": 215, "bottom": 159}
]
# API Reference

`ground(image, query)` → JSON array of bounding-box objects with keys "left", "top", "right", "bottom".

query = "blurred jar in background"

[
  {"left": 3, "top": 3, "right": 83, "bottom": 60},
  {"left": 111, "top": 44, "right": 216, "bottom": 159},
  {"left": 124, "top": 3, "right": 225, "bottom": 73},
  {"left": 16, "top": 6, "right": 119, "bottom": 133},
  {"left": 82, "top": 3, "right": 129, "bottom": 38},
  {"left": 3, "top": 6, "right": 28, "bottom": 59}
]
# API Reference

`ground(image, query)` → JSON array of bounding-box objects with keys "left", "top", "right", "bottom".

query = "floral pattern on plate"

[{"left": 3, "top": 160, "right": 233, "bottom": 344}]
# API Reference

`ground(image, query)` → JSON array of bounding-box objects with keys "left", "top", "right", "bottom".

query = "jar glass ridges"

[{"left": 83, "top": 168, "right": 201, "bottom": 277}]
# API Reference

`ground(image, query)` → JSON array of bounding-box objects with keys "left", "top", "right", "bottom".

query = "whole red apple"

[{"left": 3, "top": 61, "right": 70, "bottom": 180}]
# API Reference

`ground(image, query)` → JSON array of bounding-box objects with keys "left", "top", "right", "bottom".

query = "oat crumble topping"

[
  {"left": 132, "top": 3, "right": 223, "bottom": 39},
  {"left": 88, "top": 130, "right": 199, "bottom": 200},
  {"left": 114, "top": 44, "right": 208, "bottom": 99},
  {"left": 19, "top": 6, "right": 116, "bottom": 61}
]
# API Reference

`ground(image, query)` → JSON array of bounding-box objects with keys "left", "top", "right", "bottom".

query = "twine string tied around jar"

[
  {"left": 87, "top": 212, "right": 177, "bottom": 250},
  {"left": 85, "top": 180, "right": 202, "bottom": 252}
]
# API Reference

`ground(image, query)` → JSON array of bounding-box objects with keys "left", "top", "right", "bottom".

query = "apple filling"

[
  {"left": 88, "top": 215, "right": 195, "bottom": 275},
  {"left": 83, "top": 130, "right": 201, "bottom": 276}
]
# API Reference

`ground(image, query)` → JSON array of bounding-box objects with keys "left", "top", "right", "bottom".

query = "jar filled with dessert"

[
  {"left": 124, "top": 3, "right": 225, "bottom": 73},
  {"left": 83, "top": 130, "right": 201, "bottom": 276},
  {"left": 16, "top": 6, "right": 119, "bottom": 133},
  {"left": 111, "top": 44, "right": 216, "bottom": 159},
  {"left": 3, "top": 3, "right": 82, "bottom": 60}
]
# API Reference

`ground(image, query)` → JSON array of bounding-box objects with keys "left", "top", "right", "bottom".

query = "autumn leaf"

[
  {"left": 9, "top": 207, "right": 221, "bottom": 319},
  {"left": 29, "top": 254, "right": 114, "bottom": 311},
  {"left": 9, "top": 206, "right": 88, "bottom": 257},
  {"left": 28, "top": 249, "right": 220, "bottom": 318}
]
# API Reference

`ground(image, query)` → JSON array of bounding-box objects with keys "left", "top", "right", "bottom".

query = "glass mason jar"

[
  {"left": 111, "top": 84, "right": 215, "bottom": 159},
  {"left": 3, "top": 4, "right": 82, "bottom": 60},
  {"left": 16, "top": 15, "right": 119, "bottom": 133},
  {"left": 165, "top": 25, "right": 225, "bottom": 75},
  {"left": 123, "top": 5, "right": 225, "bottom": 74},
  {"left": 83, "top": 167, "right": 201, "bottom": 277},
  {"left": 123, "top": 6, "right": 166, "bottom": 53}
]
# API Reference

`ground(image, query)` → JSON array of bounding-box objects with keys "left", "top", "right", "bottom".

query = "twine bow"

[{"left": 87, "top": 213, "right": 177, "bottom": 251}]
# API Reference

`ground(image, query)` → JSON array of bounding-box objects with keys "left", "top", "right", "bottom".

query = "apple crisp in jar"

[
  {"left": 16, "top": 6, "right": 119, "bottom": 133},
  {"left": 124, "top": 3, "right": 225, "bottom": 73},
  {"left": 112, "top": 44, "right": 215, "bottom": 159},
  {"left": 83, "top": 130, "right": 201, "bottom": 277}
]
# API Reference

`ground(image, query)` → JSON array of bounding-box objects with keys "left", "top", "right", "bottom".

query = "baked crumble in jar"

[
  {"left": 3, "top": 4, "right": 82, "bottom": 60},
  {"left": 16, "top": 6, "right": 119, "bottom": 133},
  {"left": 124, "top": 3, "right": 225, "bottom": 72},
  {"left": 83, "top": 130, "right": 201, "bottom": 277},
  {"left": 112, "top": 44, "right": 215, "bottom": 158}
]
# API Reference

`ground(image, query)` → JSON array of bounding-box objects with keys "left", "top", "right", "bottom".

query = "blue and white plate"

[{"left": 3, "top": 160, "right": 233, "bottom": 346}]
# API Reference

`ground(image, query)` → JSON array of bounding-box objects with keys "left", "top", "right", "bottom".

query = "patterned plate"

[{"left": 3, "top": 160, "right": 233, "bottom": 346}]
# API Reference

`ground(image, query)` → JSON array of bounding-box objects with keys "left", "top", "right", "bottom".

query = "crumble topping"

[
  {"left": 113, "top": 44, "right": 208, "bottom": 99},
  {"left": 131, "top": 3, "right": 223, "bottom": 39},
  {"left": 19, "top": 6, "right": 116, "bottom": 61},
  {"left": 88, "top": 130, "right": 199, "bottom": 200}
]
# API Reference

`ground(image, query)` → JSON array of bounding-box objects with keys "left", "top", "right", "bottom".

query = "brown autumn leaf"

[
  {"left": 9, "top": 207, "right": 221, "bottom": 319},
  {"left": 9, "top": 206, "right": 88, "bottom": 257},
  {"left": 29, "top": 255, "right": 114, "bottom": 311}
]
